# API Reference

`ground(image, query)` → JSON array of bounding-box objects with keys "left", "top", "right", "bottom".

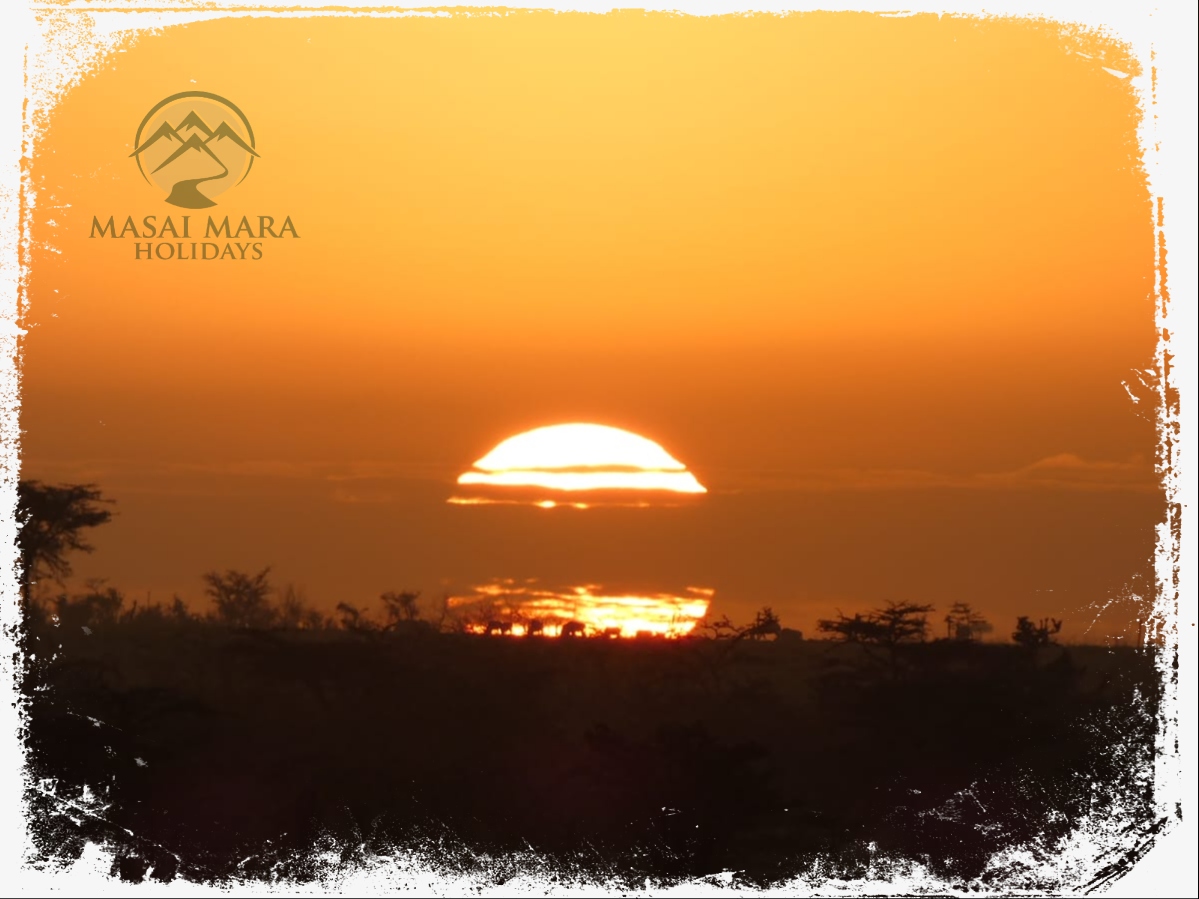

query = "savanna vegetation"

[{"left": 17, "top": 482, "right": 1163, "bottom": 888}]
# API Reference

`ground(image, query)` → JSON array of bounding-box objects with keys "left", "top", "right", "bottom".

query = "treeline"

[
  {"left": 817, "top": 600, "right": 1066, "bottom": 650},
  {"left": 17, "top": 479, "right": 1078, "bottom": 648},
  {"left": 18, "top": 483, "right": 1162, "bottom": 886},
  {"left": 31, "top": 573, "right": 1072, "bottom": 652},
  {"left": 27, "top": 572, "right": 438, "bottom": 635}
]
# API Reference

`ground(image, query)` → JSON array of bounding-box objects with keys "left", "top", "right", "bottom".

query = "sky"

[{"left": 20, "top": 11, "right": 1161, "bottom": 639}]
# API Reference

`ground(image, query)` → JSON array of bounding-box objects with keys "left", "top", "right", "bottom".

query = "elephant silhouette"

[{"left": 560, "top": 620, "right": 586, "bottom": 638}]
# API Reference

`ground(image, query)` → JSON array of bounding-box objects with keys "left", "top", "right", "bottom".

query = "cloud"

[
  {"left": 26, "top": 453, "right": 1162, "bottom": 499},
  {"left": 329, "top": 486, "right": 400, "bottom": 505},
  {"left": 723, "top": 454, "right": 1161, "bottom": 494},
  {"left": 975, "top": 454, "right": 1160, "bottom": 493}
]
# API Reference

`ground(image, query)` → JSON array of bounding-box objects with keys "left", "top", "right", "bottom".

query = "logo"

[
  {"left": 91, "top": 89, "right": 296, "bottom": 259},
  {"left": 130, "top": 91, "right": 258, "bottom": 209}
]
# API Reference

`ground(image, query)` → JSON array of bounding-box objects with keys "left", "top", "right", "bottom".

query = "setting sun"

[{"left": 455, "top": 423, "right": 707, "bottom": 497}]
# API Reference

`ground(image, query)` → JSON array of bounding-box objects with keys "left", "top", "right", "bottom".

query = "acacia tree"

[
  {"left": 54, "top": 584, "right": 124, "bottom": 631},
  {"left": 817, "top": 601, "right": 935, "bottom": 676},
  {"left": 744, "top": 607, "right": 782, "bottom": 640},
  {"left": 429, "top": 592, "right": 453, "bottom": 633},
  {"left": 698, "top": 607, "right": 783, "bottom": 642},
  {"left": 335, "top": 602, "right": 379, "bottom": 632},
  {"left": 815, "top": 612, "right": 885, "bottom": 644},
  {"left": 944, "top": 602, "right": 993, "bottom": 641},
  {"left": 277, "top": 584, "right": 326, "bottom": 629},
  {"left": 684, "top": 607, "right": 789, "bottom": 697},
  {"left": 203, "top": 567, "right": 276, "bottom": 629},
  {"left": 16, "top": 480, "right": 113, "bottom": 598},
  {"left": 380, "top": 589, "right": 422, "bottom": 629},
  {"left": 1012, "top": 616, "right": 1062, "bottom": 649},
  {"left": 819, "top": 601, "right": 934, "bottom": 645}
]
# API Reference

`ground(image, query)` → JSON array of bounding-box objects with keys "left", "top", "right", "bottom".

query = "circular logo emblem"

[{"left": 130, "top": 91, "right": 258, "bottom": 209}]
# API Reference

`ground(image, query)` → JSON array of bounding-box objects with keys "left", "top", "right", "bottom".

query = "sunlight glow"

[
  {"left": 455, "top": 423, "right": 707, "bottom": 500},
  {"left": 452, "top": 581, "right": 714, "bottom": 639},
  {"left": 448, "top": 497, "right": 642, "bottom": 509},
  {"left": 458, "top": 469, "right": 706, "bottom": 493}
]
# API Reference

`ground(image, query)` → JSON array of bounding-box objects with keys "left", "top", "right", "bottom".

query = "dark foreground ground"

[{"left": 22, "top": 616, "right": 1162, "bottom": 887}]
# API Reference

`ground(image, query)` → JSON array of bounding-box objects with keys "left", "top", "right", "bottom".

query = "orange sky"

[{"left": 21, "top": 12, "right": 1161, "bottom": 639}]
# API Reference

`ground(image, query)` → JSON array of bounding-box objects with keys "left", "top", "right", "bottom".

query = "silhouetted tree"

[
  {"left": 16, "top": 480, "right": 113, "bottom": 597},
  {"left": 685, "top": 607, "right": 790, "bottom": 696},
  {"left": 818, "top": 601, "right": 934, "bottom": 646},
  {"left": 818, "top": 601, "right": 935, "bottom": 676},
  {"left": 380, "top": 590, "right": 422, "bottom": 629},
  {"left": 814, "top": 612, "right": 885, "bottom": 644},
  {"left": 169, "top": 596, "right": 192, "bottom": 622},
  {"left": 430, "top": 592, "right": 454, "bottom": 632},
  {"left": 745, "top": 606, "right": 782, "bottom": 640},
  {"left": 336, "top": 601, "right": 378, "bottom": 632},
  {"left": 874, "top": 601, "right": 935, "bottom": 644},
  {"left": 203, "top": 568, "right": 276, "bottom": 629},
  {"left": 451, "top": 597, "right": 507, "bottom": 634},
  {"left": 944, "top": 602, "right": 993, "bottom": 642},
  {"left": 1012, "top": 616, "right": 1062, "bottom": 649},
  {"left": 696, "top": 613, "right": 741, "bottom": 640},
  {"left": 55, "top": 585, "right": 124, "bottom": 631},
  {"left": 276, "top": 584, "right": 325, "bottom": 630},
  {"left": 697, "top": 607, "right": 783, "bottom": 643}
]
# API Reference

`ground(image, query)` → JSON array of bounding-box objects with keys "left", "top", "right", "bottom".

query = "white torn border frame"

[{"left": 0, "top": 0, "right": 1193, "bottom": 895}]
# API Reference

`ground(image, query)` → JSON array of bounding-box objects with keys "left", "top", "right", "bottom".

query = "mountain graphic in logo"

[{"left": 130, "top": 92, "right": 259, "bottom": 209}]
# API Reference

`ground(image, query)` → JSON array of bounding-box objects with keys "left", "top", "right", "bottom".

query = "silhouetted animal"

[
  {"left": 485, "top": 621, "right": 513, "bottom": 636},
  {"left": 560, "top": 620, "right": 586, "bottom": 638},
  {"left": 526, "top": 619, "right": 544, "bottom": 636},
  {"left": 602, "top": 627, "right": 622, "bottom": 639}
]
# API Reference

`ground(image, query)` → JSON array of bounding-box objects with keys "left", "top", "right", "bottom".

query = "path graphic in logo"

[{"left": 130, "top": 91, "right": 258, "bottom": 209}]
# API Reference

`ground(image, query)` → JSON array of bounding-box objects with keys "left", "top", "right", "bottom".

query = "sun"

[{"left": 455, "top": 423, "right": 706, "bottom": 497}]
